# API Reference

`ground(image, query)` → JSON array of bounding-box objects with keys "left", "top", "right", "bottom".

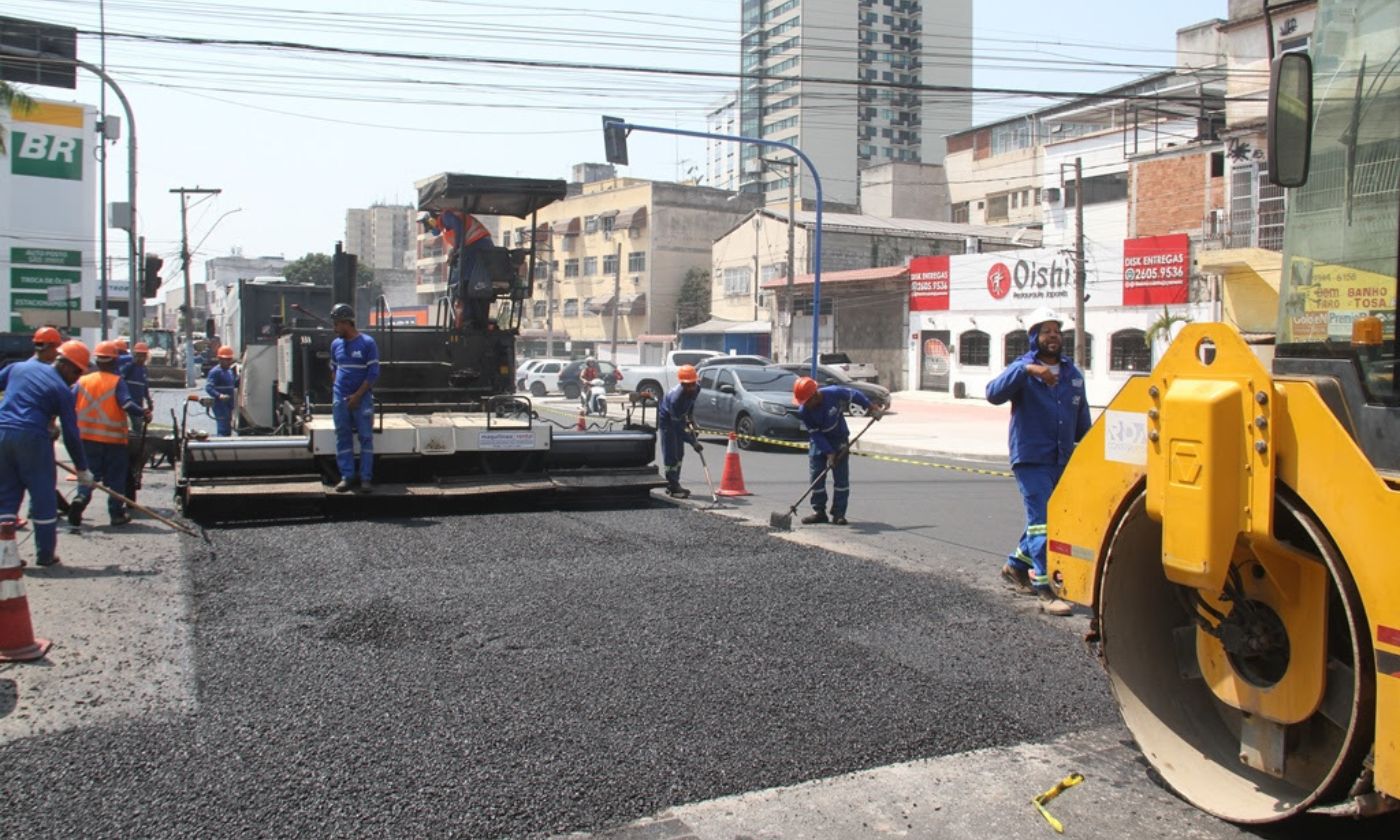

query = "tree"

[
  {"left": 1145, "top": 305, "right": 1192, "bottom": 348},
  {"left": 0, "top": 82, "right": 36, "bottom": 155},
  {"left": 282, "top": 252, "right": 374, "bottom": 287},
  {"left": 675, "top": 266, "right": 712, "bottom": 330}
]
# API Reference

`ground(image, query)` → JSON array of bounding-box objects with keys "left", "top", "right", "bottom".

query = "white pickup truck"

[
  {"left": 616, "top": 349, "right": 722, "bottom": 401},
  {"left": 805, "top": 352, "right": 879, "bottom": 384}
]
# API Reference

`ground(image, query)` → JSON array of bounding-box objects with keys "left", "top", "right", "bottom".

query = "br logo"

[{"left": 987, "top": 263, "right": 1012, "bottom": 300}]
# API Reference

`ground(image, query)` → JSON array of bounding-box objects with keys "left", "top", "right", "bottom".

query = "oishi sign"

[{"left": 1122, "top": 234, "right": 1190, "bottom": 306}]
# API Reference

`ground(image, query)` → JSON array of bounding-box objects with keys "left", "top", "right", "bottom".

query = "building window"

[
  {"left": 959, "top": 330, "right": 991, "bottom": 367},
  {"left": 628, "top": 251, "right": 646, "bottom": 272},
  {"left": 563, "top": 298, "right": 579, "bottom": 317},
  {"left": 986, "top": 193, "right": 1009, "bottom": 222},
  {"left": 1065, "top": 172, "right": 1129, "bottom": 208},
  {"left": 1004, "top": 330, "right": 1029, "bottom": 364},
  {"left": 532, "top": 300, "right": 548, "bottom": 318},
  {"left": 1061, "top": 330, "right": 1094, "bottom": 370},
  {"left": 533, "top": 260, "right": 551, "bottom": 280},
  {"left": 584, "top": 216, "right": 599, "bottom": 234},
  {"left": 583, "top": 257, "right": 597, "bottom": 276},
  {"left": 722, "top": 266, "right": 752, "bottom": 296},
  {"left": 601, "top": 215, "right": 615, "bottom": 234},
  {"left": 1110, "top": 329, "right": 1152, "bottom": 372},
  {"left": 602, "top": 253, "right": 619, "bottom": 274},
  {"left": 564, "top": 258, "right": 579, "bottom": 277},
  {"left": 951, "top": 202, "right": 969, "bottom": 223}
]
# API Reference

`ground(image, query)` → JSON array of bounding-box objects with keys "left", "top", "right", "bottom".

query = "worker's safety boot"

[
  {"left": 1037, "top": 587, "right": 1073, "bottom": 617},
  {"left": 801, "top": 510, "right": 829, "bottom": 525},
  {"left": 665, "top": 484, "right": 691, "bottom": 499},
  {"left": 66, "top": 496, "right": 88, "bottom": 528}
]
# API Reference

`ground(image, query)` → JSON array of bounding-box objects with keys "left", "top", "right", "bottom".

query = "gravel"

[{"left": 0, "top": 503, "right": 1117, "bottom": 839}]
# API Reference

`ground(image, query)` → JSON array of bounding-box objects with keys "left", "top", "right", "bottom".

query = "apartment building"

[
  {"left": 705, "top": 97, "right": 742, "bottom": 192},
  {"left": 732, "top": 0, "right": 972, "bottom": 207}
]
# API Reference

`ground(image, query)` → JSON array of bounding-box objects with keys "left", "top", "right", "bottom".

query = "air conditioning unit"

[
  {"left": 1044, "top": 187, "right": 1062, "bottom": 204},
  {"left": 1206, "top": 208, "right": 1226, "bottom": 236}
]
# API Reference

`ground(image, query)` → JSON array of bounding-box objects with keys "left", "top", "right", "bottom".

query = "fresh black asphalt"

[{"left": 0, "top": 503, "right": 1117, "bottom": 839}]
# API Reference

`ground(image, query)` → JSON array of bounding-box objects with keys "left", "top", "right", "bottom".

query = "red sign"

[
  {"left": 1122, "top": 234, "right": 1190, "bottom": 306},
  {"left": 986, "top": 262, "right": 1012, "bottom": 300},
  {"left": 908, "top": 255, "right": 950, "bottom": 311}
]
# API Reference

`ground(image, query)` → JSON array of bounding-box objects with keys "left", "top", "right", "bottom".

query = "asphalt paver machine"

[
  {"left": 176, "top": 173, "right": 662, "bottom": 515},
  {"left": 1046, "top": 0, "right": 1398, "bottom": 824}
]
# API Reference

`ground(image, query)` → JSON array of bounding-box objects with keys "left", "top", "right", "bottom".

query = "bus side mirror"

[{"left": 1267, "top": 52, "right": 1313, "bottom": 188}]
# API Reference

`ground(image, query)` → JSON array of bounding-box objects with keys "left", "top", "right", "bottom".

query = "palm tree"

[
  {"left": 1145, "top": 305, "right": 1192, "bottom": 360},
  {"left": 1, "top": 81, "right": 36, "bottom": 154}
]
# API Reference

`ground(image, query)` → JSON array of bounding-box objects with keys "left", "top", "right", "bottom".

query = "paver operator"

[
  {"left": 793, "top": 376, "right": 882, "bottom": 526},
  {"left": 329, "top": 303, "right": 379, "bottom": 494},
  {"left": 657, "top": 364, "right": 702, "bottom": 499},
  {"left": 205, "top": 345, "right": 239, "bottom": 437},
  {"left": 68, "top": 341, "right": 150, "bottom": 528},
  {"left": 0, "top": 340, "right": 94, "bottom": 565},
  {"left": 984, "top": 307, "right": 1091, "bottom": 617}
]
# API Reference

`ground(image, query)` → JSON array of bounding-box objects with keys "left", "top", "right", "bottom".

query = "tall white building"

[
  {"left": 735, "top": 0, "right": 972, "bottom": 207},
  {"left": 705, "top": 97, "right": 742, "bottom": 192},
  {"left": 345, "top": 204, "right": 416, "bottom": 270}
]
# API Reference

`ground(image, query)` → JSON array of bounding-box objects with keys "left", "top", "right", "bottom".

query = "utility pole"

[
  {"left": 171, "top": 186, "right": 221, "bottom": 387},
  {"left": 610, "top": 242, "right": 622, "bottom": 362},
  {"left": 752, "top": 214, "right": 761, "bottom": 322},
  {"left": 1073, "top": 157, "right": 1087, "bottom": 368}
]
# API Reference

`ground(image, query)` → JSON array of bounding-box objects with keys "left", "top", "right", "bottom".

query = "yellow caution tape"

[{"left": 1032, "top": 772, "right": 1084, "bottom": 834}]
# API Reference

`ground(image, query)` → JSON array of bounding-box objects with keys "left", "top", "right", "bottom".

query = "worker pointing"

[
  {"left": 0, "top": 340, "right": 94, "bottom": 566},
  {"left": 205, "top": 345, "right": 238, "bottom": 437},
  {"left": 657, "top": 364, "right": 702, "bottom": 499},
  {"left": 68, "top": 341, "right": 149, "bottom": 528}
]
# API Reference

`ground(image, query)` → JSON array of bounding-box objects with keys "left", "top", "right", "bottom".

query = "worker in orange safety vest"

[{"left": 68, "top": 341, "right": 150, "bottom": 527}]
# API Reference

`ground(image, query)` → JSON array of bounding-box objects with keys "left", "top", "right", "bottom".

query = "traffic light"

[
  {"left": 141, "top": 253, "right": 164, "bottom": 298},
  {"left": 602, "top": 116, "right": 629, "bottom": 166}
]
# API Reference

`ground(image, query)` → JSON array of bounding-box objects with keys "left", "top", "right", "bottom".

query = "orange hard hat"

[
  {"left": 793, "top": 376, "right": 819, "bottom": 405},
  {"left": 57, "top": 340, "right": 91, "bottom": 373},
  {"left": 677, "top": 364, "right": 698, "bottom": 384},
  {"left": 115, "top": 338, "right": 129, "bottom": 352},
  {"left": 33, "top": 326, "right": 62, "bottom": 346},
  {"left": 217, "top": 345, "right": 235, "bottom": 360},
  {"left": 94, "top": 340, "right": 120, "bottom": 361},
  {"left": 133, "top": 341, "right": 150, "bottom": 353}
]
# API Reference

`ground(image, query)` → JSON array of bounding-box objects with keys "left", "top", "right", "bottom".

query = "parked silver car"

[{"left": 692, "top": 365, "right": 806, "bottom": 451}]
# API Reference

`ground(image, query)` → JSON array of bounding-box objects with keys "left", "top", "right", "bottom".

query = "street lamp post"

[{"left": 602, "top": 118, "right": 825, "bottom": 378}]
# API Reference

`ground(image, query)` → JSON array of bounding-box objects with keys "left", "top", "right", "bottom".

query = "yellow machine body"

[{"left": 1047, "top": 323, "right": 1399, "bottom": 806}]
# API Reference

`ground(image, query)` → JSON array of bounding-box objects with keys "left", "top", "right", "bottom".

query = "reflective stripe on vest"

[{"left": 75, "top": 371, "right": 128, "bottom": 444}]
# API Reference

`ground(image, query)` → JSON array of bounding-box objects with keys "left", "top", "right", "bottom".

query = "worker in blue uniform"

[
  {"left": 985, "top": 307, "right": 1092, "bottom": 617},
  {"left": 329, "top": 303, "right": 380, "bottom": 494},
  {"left": 0, "top": 340, "right": 94, "bottom": 566},
  {"left": 121, "top": 341, "right": 154, "bottom": 504},
  {"left": 205, "top": 345, "right": 239, "bottom": 437},
  {"left": 657, "top": 364, "right": 702, "bottom": 499},
  {"left": 794, "top": 377, "right": 882, "bottom": 526}
]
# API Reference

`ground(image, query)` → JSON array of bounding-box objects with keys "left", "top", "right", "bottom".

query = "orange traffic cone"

[
  {"left": 0, "top": 521, "right": 51, "bottom": 662},
  {"left": 577, "top": 410, "right": 587, "bottom": 431},
  {"left": 715, "top": 432, "right": 752, "bottom": 496}
]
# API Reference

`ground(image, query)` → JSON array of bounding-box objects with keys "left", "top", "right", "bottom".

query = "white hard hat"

[{"left": 1026, "top": 307, "right": 1063, "bottom": 333}]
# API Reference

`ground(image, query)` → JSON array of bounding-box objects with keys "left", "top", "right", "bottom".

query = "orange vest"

[{"left": 75, "top": 371, "right": 128, "bottom": 444}]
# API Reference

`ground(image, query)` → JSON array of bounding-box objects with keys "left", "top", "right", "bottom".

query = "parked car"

[
  {"left": 804, "top": 352, "right": 879, "bottom": 383},
  {"left": 558, "top": 359, "right": 622, "bottom": 400},
  {"left": 696, "top": 354, "right": 773, "bottom": 369},
  {"left": 615, "top": 349, "right": 721, "bottom": 401},
  {"left": 692, "top": 365, "right": 806, "bottom": 451},
  {"left": 516, "top": 358, "right": 564, "bottom": 393},
  {"left": 520, "top": 359, "right": 567, "bottom": 397},
  {"left": 776, "top": 363, "right": 892, "bottom": 416}
]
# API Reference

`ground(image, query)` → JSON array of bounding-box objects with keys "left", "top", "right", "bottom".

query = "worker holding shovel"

[
  {"left": 792, "top": 377, "right": 882, "bottom": 526},
  {"left": 657, "top": 364, "right": 702, "bottom": 499}
]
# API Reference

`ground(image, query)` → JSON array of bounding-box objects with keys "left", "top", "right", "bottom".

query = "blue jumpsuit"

[
  {"left": 657, "top": 384, "right": 699, "bottom": 490},
  {"left": 796, "top": 386, "right": 871, "bottom": 519},
  {"left": 0, "top": 359, "right": 89, "bottom": 564},
  {"left": 205, "top": 364, "right": 239, "bottom": 436},
  {"left": 985, "top": 335, "right": 1092, "bottom": 591},
  {"left": 331, "top": 333, "right": 380, "bottom": 483}
]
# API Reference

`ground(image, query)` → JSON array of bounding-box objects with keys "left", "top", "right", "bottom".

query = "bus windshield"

[{"left": 1275, "top": 0, "right": 1399, "bottom": 404}]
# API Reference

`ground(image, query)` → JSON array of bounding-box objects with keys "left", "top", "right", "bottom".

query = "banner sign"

[
  {"left": 1122, "top": 234, "right": 1190, "bottom": 306},
  {"left": 908, "top": 255, "right": 950, "bottom": 312}
]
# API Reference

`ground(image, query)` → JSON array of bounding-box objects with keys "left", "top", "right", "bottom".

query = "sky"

[{"left": 2, "top": 0, "right": 1233, "bottom": 295}]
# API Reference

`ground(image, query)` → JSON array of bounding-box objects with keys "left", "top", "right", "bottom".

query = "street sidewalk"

[{"left": 855, "top": 390, "right": 1010, "bottom": 464}]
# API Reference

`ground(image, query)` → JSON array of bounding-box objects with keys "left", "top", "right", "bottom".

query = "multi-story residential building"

[
  {"left": 736, "top": 0, "right": 973, "bottom": 207},
  {"left": 705, "top": 96, "right": 741, "bottom": 192},
  {"left": 481, "top": 176, "right": 760, "bottom": 356},
  {"left": 345, "top": 204, "right": 415, "bottom": 271}
]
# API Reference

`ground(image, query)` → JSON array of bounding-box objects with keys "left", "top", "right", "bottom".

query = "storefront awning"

[
  {"left": 608, "top": 293, "right": 646, "bottom": 316},
  {"left": 562, "top": 217, "right": 581, "bottom": 236},
  {"left": 583, "top": 295, "right": 613, "bottom": 314},
  {"left": 679, "top": 317, "right": 771, "bottom": 335},
  {"left": 613, "top": 206, "right": 647, "bottom": 231}
]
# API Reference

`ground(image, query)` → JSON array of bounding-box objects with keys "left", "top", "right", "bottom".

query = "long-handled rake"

[{"left": 770, "top": 416, "right": 878, "bottom": 531}]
